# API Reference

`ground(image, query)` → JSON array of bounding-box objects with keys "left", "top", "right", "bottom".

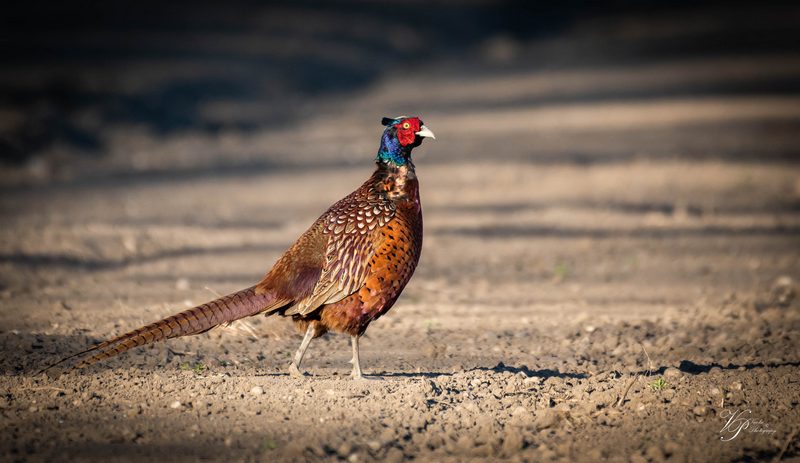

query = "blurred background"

[
  {"left": 1, "top": 0, "right": 799, "bottom": 315},
  {"left": 2, "top": 0, "right": 800, "bottom": 181},
  {"left": 1, "top": 0, "right": 799, "bottom": 338}
]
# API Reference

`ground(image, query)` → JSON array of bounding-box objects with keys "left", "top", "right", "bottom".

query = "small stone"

[
  {"left": 250, "top": 386, "right": 264, "bottom": 396},
  {"left": 337, "top": 442, "right": 353, "bottom": 457},
  {"left": 347, "top": 453, "right": 360, "bottom": 463},
  {"left": 554, "top": 402, "right": 571, "bottom": 412},
  {"left": 511, "top": 405, "right": 530, "bottom": 416},
  {"left": 502, "top": 429, "right": 524, "bottom": 455},
  {"left": 730, "top": 381, "right": 743, "bottom": 391},
  {"left": 379, "top": 427, "right": 395, "bottom": 443},
  {"left": 693, "top": 406, "right": 708, "bottom": 416},
  {"left": 771, "top": 276, "right": 795, "bottom": 307},
  {"left": 384, "top": 448, "right": 404, "bottom": 463},
  {"left": 630, "top": 453, "right": 648, "bottom": 463},
  {"left": 169, "top": 400, "right": 181, "bottom": 409},
  {"left": 709, "top": 387, "right": 721, "bottom": 395},
  {"left": 534, "top": 410, "right": 560, "bottom": 430},
  {"left": 587, "top": 449, "right": 603, "bottom": 461},
  {"left": 663, "top": 441, "right": 680, "bottom": 456},
  {"left": 537, "top": 447, "right": 556, "bottom": 460},
  {"left": 662, "top": 367, "right": 682, "bottom": 380},
  {"left": 645, "top": 445, "right": 664, "bottom": 462},
  {"left": 366, "top": 440, "right": 381, "bottom": 452},
  {"left": 509, "top": 406, "right": 533, "bottom": 427}
]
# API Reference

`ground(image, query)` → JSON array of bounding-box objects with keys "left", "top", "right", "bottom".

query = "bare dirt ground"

[{"left": 2, "top": 3, "right": 800, "bottom": 462}]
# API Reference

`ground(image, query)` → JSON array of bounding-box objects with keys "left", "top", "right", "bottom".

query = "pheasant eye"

[{"left": 402, "top": 122, "right": 410, "bottom": 129}]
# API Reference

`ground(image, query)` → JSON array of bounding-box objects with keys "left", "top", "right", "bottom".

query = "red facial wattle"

[{"left": 396, "top": 118, "right": 421, "bottom": 146}]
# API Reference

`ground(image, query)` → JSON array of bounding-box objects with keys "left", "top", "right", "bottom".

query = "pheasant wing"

[{"left": 287, "top": 196, "right": 396, "bottom": 315}]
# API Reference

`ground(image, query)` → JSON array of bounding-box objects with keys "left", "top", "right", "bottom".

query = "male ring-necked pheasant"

[{"left": 45, "top": 116, "right": 434, "bottom": 380}]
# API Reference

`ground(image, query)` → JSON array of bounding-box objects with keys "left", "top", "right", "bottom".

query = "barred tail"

[{"left": 41, "top": 286, "right": 284, "bottom": 374}]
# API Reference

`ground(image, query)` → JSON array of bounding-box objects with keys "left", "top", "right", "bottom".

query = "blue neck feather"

[{"left": 376, "top": 130, "right": 410, "bottom": 166}]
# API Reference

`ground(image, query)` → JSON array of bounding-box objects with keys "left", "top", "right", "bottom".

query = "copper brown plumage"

[{"left": 42, "top": 116, "right": 434, "bottom": 380}]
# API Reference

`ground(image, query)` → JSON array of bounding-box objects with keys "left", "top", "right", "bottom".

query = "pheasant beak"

[{"left": 415, "top": 125, "right": 436, "bottom": 140}]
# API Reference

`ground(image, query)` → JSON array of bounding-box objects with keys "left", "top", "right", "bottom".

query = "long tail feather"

[{"left": 41, "top": 286, "right": 284, "bottom": 374}]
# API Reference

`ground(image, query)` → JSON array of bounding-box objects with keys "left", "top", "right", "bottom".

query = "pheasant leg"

[
  {"left": 350, "top": 335, "right": 382, "bottom": 381},
  {"left": 288, "top": 324, "right": 315, "bottom": 377}
]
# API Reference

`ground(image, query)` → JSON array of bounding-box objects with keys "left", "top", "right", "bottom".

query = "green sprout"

[
  {"left": 179, "top": 362, "right": 207, "bottom": 375},
  {"left": 649, "top": 377, "right": 668, "bottom": 392},
  {"left": 553, "top": 262, "right": 569, "bottom": 282},
  {"left": 261, "top": 439, "right": 278, "bottom": 451}
]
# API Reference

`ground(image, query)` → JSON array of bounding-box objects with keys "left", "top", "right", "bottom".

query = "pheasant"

[{"left": 44, "top": 116, "right": 434, "bottom": 380}]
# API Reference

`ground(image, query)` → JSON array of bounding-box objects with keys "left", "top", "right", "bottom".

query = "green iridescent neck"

[{"left": 376, "top": 130, "right": 411, "bottom": 166}]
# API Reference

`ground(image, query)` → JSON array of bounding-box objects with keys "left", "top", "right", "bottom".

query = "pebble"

[
  {"left": 663, "top": 441, "right": 680, "bottom": 456},
  {"left": 693, "top": 406, "right": 707, "bottom": 416},
  {"left": 587, "top": 449, "right": 603, "bottom": 460},
  {"left": 337, "top": 442, "right": 353, "bottom": 457},
  {"left": 534, "top": 410, "right": 560, "bottom": 430},
  {"left": 502, "top": 429, "right": 525, "bottom": 454},
  {"left": 384, "top": 448, "right": 404, "bottom": 463},
  {"left": 367, "top": 440, "right": 381, "bottom": 452},
  {"left": 662, "top": 367, "right": 682, "bottom": 380},
  {"left": 509, "top": 406, "right": 533, "bottom": 427},
  {"left": 250, "top": 386, "right": 264, "bottom": 396},
  {"left": 379, "top": 428, "right": 395, "bottom": 443},
  {"left": 645, "top": 445, "right": 665, "bottom": 462},
  {"left": 730, "top": 381, "right": 743, "bottom": 391},
  {"left": 169, "top": 400, "right": 181, "bottom": 409},
  {"left": 536, "top": 447, "right": 556, "bottom": 460}
]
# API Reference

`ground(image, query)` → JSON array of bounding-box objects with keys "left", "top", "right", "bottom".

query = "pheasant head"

[{"left": 376, "top": 116, "right": 435, "bottom": 166}]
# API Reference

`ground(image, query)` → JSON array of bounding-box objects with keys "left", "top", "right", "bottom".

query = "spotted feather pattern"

[
  {"left": 286, "top": 188, "right": 396, "bottom": 315},
  {"left": 313, "top": 163, "right": 422, "bottom": 335}
]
